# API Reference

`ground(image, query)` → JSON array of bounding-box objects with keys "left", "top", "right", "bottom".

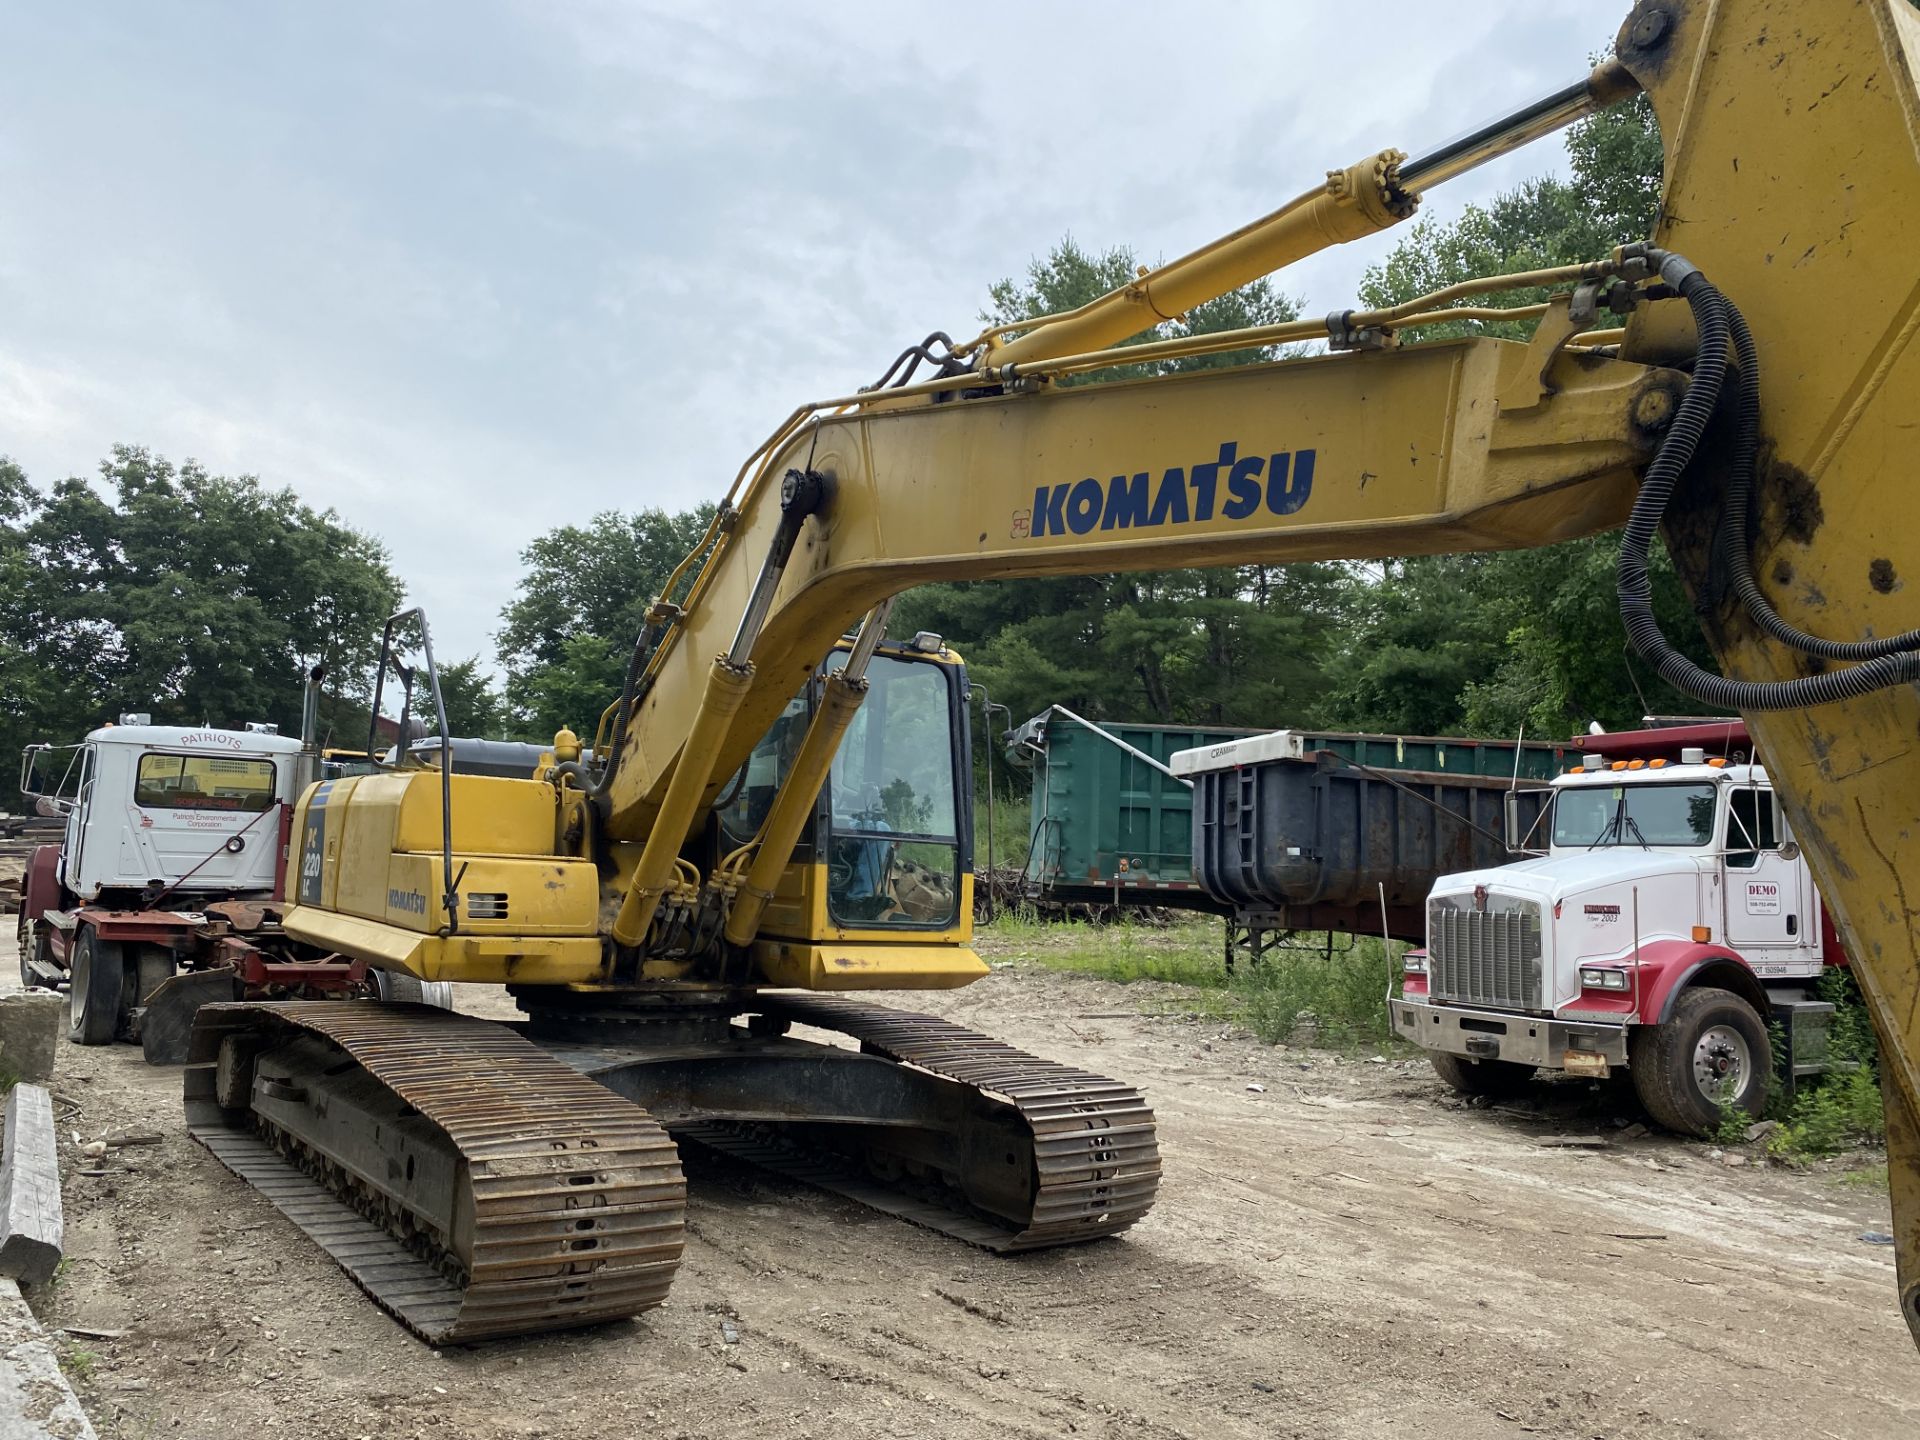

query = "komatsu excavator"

[{"left": 184, "top": 0, "right": 1920, "bottom": 1349}]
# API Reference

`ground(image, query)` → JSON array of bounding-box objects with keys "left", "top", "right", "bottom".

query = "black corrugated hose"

[{"left": 1617, "top": 252, "right": 1920, "bottom": 709}]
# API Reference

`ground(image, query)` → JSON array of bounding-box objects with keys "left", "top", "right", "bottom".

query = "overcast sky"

[{"left": 1, "top": 1, "right": 1617, "bottom": 666}]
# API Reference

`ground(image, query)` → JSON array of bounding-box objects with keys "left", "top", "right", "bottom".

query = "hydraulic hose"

[
  {"left": 1617, "top": 255, "right": 1920, "bottom": 709},
  {"left": 1718, "top": 305, "right": 1920, "bottom": 661}
]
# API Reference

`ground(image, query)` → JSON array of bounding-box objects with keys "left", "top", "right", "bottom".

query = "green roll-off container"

[{"left": 1005, "top": 707, "right": 1254, "bottom": 913}]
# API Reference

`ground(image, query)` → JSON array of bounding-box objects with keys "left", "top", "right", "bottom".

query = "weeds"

[
  {"left": 1765, "top": 969, "right": 1885, "bottom": 1161},
  {"left": 1767, "top": 1066, "right": 1884, "bottom": 1159},
  {"left": 1713, "top": 1090, "right": 1752, "bottom": 1147},
  {"left": 1232, "top": 936, "right": 1403, "bottom": 1050},
  {"left": 60, "top": 1344, "right": 96, "bottom": 1382},
  {"left": 978, "top": 913, "right": 1228, "bottom": 989},
  {"left": 976, "top": 915, "right": 1409, "bottom": 1051},
  {"left": 1831, "top": 1164, "right": 1890, "bottom": 1195},
  {"left": 972, "top": 791, "right": 1032, "bottom": 870}
]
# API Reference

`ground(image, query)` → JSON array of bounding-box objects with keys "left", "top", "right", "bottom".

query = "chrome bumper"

[{"left": 1389, "top": 995, "right": 1630, "bottom": 1069}]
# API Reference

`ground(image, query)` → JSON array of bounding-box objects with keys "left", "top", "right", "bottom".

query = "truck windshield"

[
  {"left": 134, "top": 754, "right": 278, "bottom": 812},
  {"left": 826, "top": 653, "right": 960, "bottom": 928},
  {"left": 1551, "top": 782, "right": 1717, "bottom": 848}
]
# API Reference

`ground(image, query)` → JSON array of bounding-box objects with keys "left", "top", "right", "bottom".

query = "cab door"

[
  {"left": 63, "top": 744, "right": 98, "bottom": 894},
  {"left": 1722, "top": 785, "right": 1801, "bottom": 968}
]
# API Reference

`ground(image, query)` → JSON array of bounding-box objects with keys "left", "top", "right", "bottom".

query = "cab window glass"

[
  {"left": 1550, "top": 782, "right": 1716, "bottom": 847},
  {"left": 134, "top": 754, "right": 278, "bottom": 812},
  {"left": 718, "top": 695, "right": 811, "bottom": 849},
  {"left": 826, "top": 654, "right": 959, "bottom": 928},
  {"left": 1725, "top": 788, "right": 1777, "bottom": 869}
]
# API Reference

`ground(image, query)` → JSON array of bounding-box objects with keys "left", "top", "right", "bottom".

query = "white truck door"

[
  {"left": 63, "top": 745, "right": 99, "bottom": 895},
  {"left": 1723, "top": 785, "right": 1799, "bottom": 967}
]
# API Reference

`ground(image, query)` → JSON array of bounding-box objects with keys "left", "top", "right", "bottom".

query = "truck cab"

[
  {"left": 23, "top": 721, "right": 305, "bottom": 906},
  {"left": 1388, "top": 722, "right": 1838, "bottom": 1135},
  {"left": 15, "top": 718, "right": 311, "bottom": 1045}
]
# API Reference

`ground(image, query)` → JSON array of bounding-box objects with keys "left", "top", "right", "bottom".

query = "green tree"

[
  {"left": 0, "top": 446, "right": 402, "bottom": 804},
  {"left": 498, "top": 506, "right": 714, "bottom": 735},
  {"left": 434, "top": 656, "right": 514, "bottom": 740},
  {"left": 894, "top": 238, "right": 1351, "bottom": 737},
  {"left": 1332, "top": 90, "right": 1713, "bottom": 738}
]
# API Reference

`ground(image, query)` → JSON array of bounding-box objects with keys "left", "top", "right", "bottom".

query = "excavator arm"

[
  {"left": 602, "top": 334, "right": 1672, "bottom": 833},
  {"left": 1621, "top": 0, "right": 1920, "bottom": 1347}
]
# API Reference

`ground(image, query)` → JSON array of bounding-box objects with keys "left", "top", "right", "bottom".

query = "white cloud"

[{"left": 1, "top": 0, "right": 1618, "bottom": 674}]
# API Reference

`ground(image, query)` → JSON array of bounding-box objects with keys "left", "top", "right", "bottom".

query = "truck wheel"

[
  {"left": 1428, "top": 1051, "right": 1537, "bottom": 1099},
  {"left": 1628, "top": 986, "right": 1771, "bottom": 1137},
  {"left": 68, "top": 929, "right": 127, "bottom": 1046}
]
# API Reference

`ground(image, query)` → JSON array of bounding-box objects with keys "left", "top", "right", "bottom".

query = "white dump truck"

[{"left": 1389, "top": 721, "right": 1841, "bottom": 1135}]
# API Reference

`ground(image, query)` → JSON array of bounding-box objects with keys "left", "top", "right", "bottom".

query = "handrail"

[{"left": 366, "top": 608, "right": 461, "bottom": 935}]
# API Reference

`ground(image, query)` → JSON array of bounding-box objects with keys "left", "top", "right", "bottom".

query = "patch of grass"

[
  {"left": 1713, "top": 1090, "right": 1752, "bottom": 1146},
  {"left": 1232, "top": 936, "right": 1405, "bottom": 1051},
  {"left": 972, "top": 790, "right": 1031, "bottom": 870},
  {"left": 1831, "top": 1163, "right": 1890, "bottom": 1195},
  {"left": 977, "top": 915, "right": 1410, "bottom": 1050},
  {"left": 977, "top": 914, "right": 1228, "bottom": 989},
  {"left": 60, "top": 1343, "right": 97, "bottom": 1382},
  {"left": 1766, "top": 969, "right": 1885, "bottom": 1162},
  {"left": 1767, "top": 1066, "right": 1884, "bottom": 1159}
]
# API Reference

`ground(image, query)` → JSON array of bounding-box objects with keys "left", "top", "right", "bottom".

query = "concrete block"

[
  {"left": 0, "top": 1277, "right": 95, "bottom": 1439},
  {"left": 0, "top": 1000, "right": 61, "bottom": 1088},
  {"left": 0, "top": 1088, "right": 61, "bottom": 1285}
]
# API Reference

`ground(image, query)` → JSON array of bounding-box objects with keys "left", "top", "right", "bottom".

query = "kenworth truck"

[{"left": 1390, "top": 721, "right": 1841, "bottom": 1135}]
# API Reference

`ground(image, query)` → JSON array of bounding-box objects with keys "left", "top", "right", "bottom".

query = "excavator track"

[
  {"left": 183, "top": 1002, "right": 685, "bottom": 1344},
  {"left": 695, "top": 993, "right": 1161, "bottom": 1250}
]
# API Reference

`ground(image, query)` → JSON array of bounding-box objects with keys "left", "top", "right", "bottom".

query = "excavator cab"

[{"left": 717, "top": 635, "right": 974, "bottom": 959}]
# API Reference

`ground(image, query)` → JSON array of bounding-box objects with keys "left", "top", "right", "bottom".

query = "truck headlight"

[
  {"left": 1579, "top": 966, "right": 1630, "bottom": 992},
  {"left": 1403, "top": 951, "right": 1427, "bottom": 975}
]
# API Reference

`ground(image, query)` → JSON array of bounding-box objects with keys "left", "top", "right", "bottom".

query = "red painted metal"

[
  {"left": 18, "top": 845, "right": 66, "bottom": 930},
  {"left": 73, "top": 907, "right": 206, "bottom": 946},
  {"left": 1569, "top": 720, "right": 1751, "bottom": 760},
  {"left": 1821, "top": 909, "right": 1850, "bottom": 968},
  {"left": 271, "top": 801, "right": 292, "bottom": 903},
  {"left": 225, "top": 938, "right": 364, "bottom": 993},
  {"left": 1601, "top": 937, "right": 1768, "bottom": 1024}
]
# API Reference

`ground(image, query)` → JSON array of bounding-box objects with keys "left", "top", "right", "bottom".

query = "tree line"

[{"left": 2, "top": 80, "right": 1713, "bottom": 809}]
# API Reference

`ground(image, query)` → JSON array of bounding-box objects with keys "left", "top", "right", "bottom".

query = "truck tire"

[
  {"left": 1628, "top": 986, "right": 1771, "bottom": 1137},
  {"left": 68, "top": 928, "right": 126, "bottom": 1046},
  {"left": 1428, "top": 1051, "right": 1537, "bottom": 1099}
]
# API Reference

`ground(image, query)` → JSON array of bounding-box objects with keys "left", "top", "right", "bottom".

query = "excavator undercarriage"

[{"left": 185, "top": 994, "right": 1160, "bottom": 1342}]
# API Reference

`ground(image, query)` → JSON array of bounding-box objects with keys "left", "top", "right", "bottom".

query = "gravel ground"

[{"left": 0, "top": 884, "right": 1913, "bottom": 1438}]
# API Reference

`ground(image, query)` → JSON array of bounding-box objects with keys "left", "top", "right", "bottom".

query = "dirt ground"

[{"left": 2, "top": 902, "right": 1915, "bottom": 1438}]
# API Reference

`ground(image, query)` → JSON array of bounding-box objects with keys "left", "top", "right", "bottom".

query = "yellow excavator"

[{"left": 184, "top": 0, "right": 1920, "bottom": 1349}]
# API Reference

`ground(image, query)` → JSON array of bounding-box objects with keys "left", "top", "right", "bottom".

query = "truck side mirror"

[{"left": 1504, "top": 788, "right": 1549, "bottom": 854}]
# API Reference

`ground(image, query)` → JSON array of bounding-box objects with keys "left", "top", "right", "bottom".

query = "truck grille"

[{"left": 1429, "top": 898, "right": 1543, "bottom": 1011}]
